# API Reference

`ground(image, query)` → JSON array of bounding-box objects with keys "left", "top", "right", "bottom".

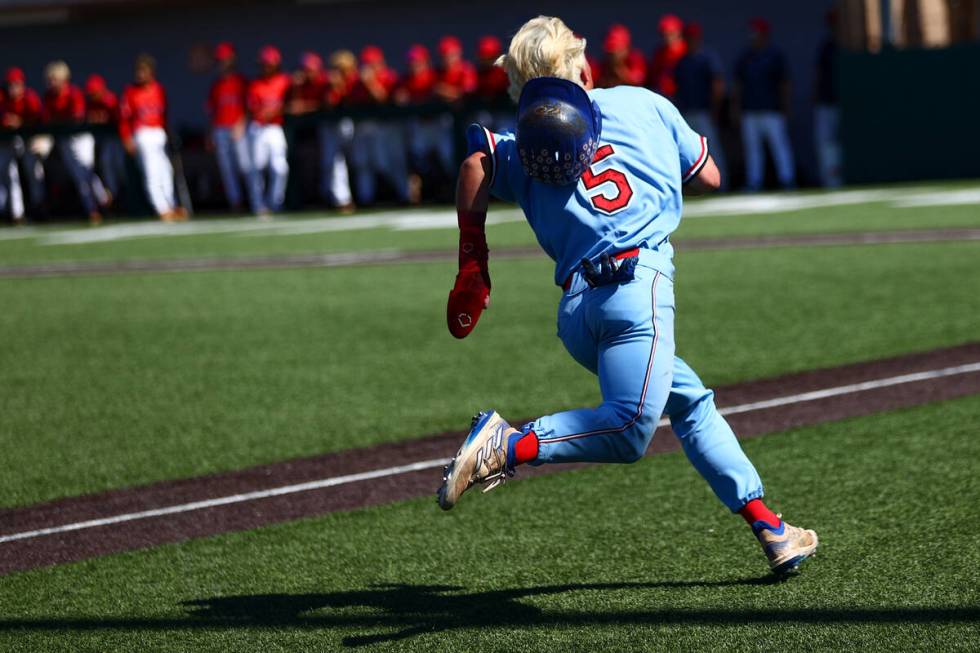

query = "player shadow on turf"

[{"left": 181, "top": 577, "right": 785, "bottom": 647}]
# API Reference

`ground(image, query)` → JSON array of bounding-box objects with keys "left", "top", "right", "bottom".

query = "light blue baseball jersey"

[{"left": 480, "top": 85, "right": 708, "bottom": 285}]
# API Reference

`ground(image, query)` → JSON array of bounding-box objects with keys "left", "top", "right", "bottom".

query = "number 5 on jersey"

[{"left": 581, "top": 144, "right": 634, "bottom": 214}]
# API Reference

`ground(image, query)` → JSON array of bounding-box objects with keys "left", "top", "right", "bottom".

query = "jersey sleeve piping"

[{"left": 682, "top": 135, "right": 709, "bottom": 184}]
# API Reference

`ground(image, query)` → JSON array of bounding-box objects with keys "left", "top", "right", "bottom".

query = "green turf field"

[
  {"left": 1, "top": 396, "right": 978, "bottom": 651},
  {"left": 1, "top": 239, "right": 978, "bottom": 507},
  {"left": 0, "top": 186, "right": 978, "bottom": 651},
  {"left": 0, "top": 182, "right": 978, "bottom": 266}
]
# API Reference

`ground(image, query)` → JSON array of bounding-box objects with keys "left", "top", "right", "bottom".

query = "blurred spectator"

[
  {"left": 348, "top": 46, "right": 411, "bottom": 206},
  {"left": 434, "top": 36, "right": 476, "bottom": 104},
  {"left": 286, "top": 51, "right": 327, "bottom": 115},
  {"left": 733, "top": 18, "right": 795, "bottom": 191},
  {"left": 596, "top": 24, "right": 646, "bottom": 87},
  {"left": 397, "top": 45, "right": 439, "bottom": 198},
  {"left": 43, "top": 60, "right": 110, "bottom": 224},
  {"left": 814, "top": 10, "right": 842, "bottom": 187},
  {"left": 319, "top": 50, "right": 356, "bottom": 212},
  {"left": 648, "top": 14, "right": 687, "bottom": 97},
  {"left": 120, "top": 54, "right": 183, "bottom": 220},
  {"left": 474, "top": 36, "right": 508, "bottom": 102},
  {"left": 674, "top": 22, "right": 727, "bottom": 189},
  {"left": 473, "top": 35, "right": 513, "bottom": 133},
  {"left": 395, "top": 44, "right": 436, "bottom": 105},
  {"left": 85, "top": 74, "right": 126, "bottom": 204},
  {"left": 0, "top": 67, "right": 42, "bottom": 223},
  {"left": 207, "top": 42, "right": 260, "bottom": 213},
  {"left": 247, "top": 45, "right": 291, "bottom": 215}
]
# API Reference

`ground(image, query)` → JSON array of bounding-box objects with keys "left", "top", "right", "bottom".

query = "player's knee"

[{"left": 613, "top": 411, "right": 658, "bottom": 463}]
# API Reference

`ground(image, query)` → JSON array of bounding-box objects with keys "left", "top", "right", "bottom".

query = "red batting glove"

[{"left": 447, "top": 213, "right": 490, "bottom": 339}]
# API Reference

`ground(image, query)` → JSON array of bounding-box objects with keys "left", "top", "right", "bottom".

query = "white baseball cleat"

[
  {"left": 753, "top": 518, "right": 819, "bottom": 575},
  {"left": 437, "top": 410, "right": 519, "bottom": 511}
]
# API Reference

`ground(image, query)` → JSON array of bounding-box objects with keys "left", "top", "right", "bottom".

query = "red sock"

[
  {"left": 510, "top": 431, "right": 539, "bottom": 466},
  {"left": 739, "top": 498, "right": 781, "bottom": 527}
]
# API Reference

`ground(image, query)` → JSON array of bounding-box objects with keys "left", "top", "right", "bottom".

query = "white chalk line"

[{"left": 2, "top": 361, "right": 979, "bottom": 545}]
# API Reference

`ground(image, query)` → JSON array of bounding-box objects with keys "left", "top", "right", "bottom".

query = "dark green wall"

[{"left": 841, "top": 44, "right": 980, "bottom": 183}]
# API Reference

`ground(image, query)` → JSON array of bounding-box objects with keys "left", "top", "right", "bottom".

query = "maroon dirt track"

[{"left": 1, "top": 342, "right": 979, "bottom": 576}]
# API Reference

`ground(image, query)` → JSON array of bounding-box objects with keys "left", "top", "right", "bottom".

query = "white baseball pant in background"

[
  {"left": 248, "top": 122, "right": 289, "bottom": 213},
  {"left": 0, "top": 143, "right": 25, "bottom": 219},
  {"left": 317, "top": 118, "right": 353, "bottom": 208},
  {"left": 213, "top": 126, "right": 261, "bottom": 213},
  {"left": 134, "top": 126, "right": 176, "bottom": 216},
  {"left": 741, "top": 111, "right": 796, "bottom": 191},
  {"left": 59, "top": 132, "right": 109, "bottom": 215}
]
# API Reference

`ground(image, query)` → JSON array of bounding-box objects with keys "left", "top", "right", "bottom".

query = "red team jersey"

[
  {"left": 119, "top": 80, "right": 167, "bottom": 140},
  {"left": 247, "top": 72, "right": 290, "bottom": 125},
  {"left": 475, "top": 66, "right": 509, "bottom": 102},
  {"left": 648, "top": 41, "right": 688, "bottom": 97},
  {"left": 86, "top": 90, "right": 119, "bottom": 125},
  {"left": 43, "top": 84, "right": 86, "bottom": 123},
  {"left": 347, "top": 67, "right": 398, "bottom": 105},
  {"left": 286, "top": 71, "right": 328, "bottom": 112},
  {"left": 208, "top": 73, "right": 248, "bottom": 127},
  {"left": 437, "top": 61, "right": 477, "bottom": 97},
  {"left": 0, "top": 88, "right": 42, "bottom": 128},
  {"left": 398, "top": 69, "right": 437, "bottom": 103},
  {"left": 596, "top": 50, "right": 648, "bottom": 88}
]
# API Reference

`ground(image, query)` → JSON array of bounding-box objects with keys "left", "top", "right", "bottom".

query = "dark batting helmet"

[{"left": 516, "top": 77, "right": 601, "bottom": 186}]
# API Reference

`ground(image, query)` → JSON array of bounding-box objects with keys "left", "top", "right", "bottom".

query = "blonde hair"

[
  {"left": 45, "top": 60, "right": 70, "bottom": 83},
  {"left": 496, "top": 15, "right": 587, "bottom": 102}
]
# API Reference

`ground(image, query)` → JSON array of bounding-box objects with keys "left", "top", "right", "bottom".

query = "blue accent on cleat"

[
  {"left": 751, "top": 519, "right": 784, "bottom": 536},
  {"left": 463, "top": 410, "right": 496, "bottom": 447},
  {"left": 771, "top": 554, "right": 808, "bottom": 575}
]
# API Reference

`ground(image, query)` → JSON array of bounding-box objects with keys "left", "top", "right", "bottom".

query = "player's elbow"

[
  {"left": 697, "top": 156, "right": 722, "bottom": 191},
  {"left": 459, "top": 151, "right": 490, "bottom": 180}
]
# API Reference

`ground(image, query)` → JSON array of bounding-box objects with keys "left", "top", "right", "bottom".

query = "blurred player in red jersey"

[
  {"left": 208, "top": 42, "right": 260, "bottom": 214},
  {"left": 396, "top": 44, "right": 440, "bottom": 199},
  {"left": 120, "top": 54, "right": 183, "bottom": 221},
  {"left": 317, "top": 50, "right": 357, "bottom": 212},
  {"left": 348, "top": 46, "right": 410, "bottom": 206},
  {"left": 648, "top": 14, "right": 687, "bottom": 97},
  {"left": 473, "top": 35, "right": 513, "bottom": 133},
  {"left": 0, "top": 67, "right": 44, "bottom": 223},
  {"left": 286, "top": 51, "right": 327, "bottom": 115},
  {"left": 474, "top": 36, "right": 508, "bottom": 103},
  {"left": 596, "top": 24, "right": 647, "bottom": 88},
  {"left": 84, "top": 74, "right": 126, "bottom": 204},
  {"left": 434, "top": 36, "right": 476, "bottom": 104},
  {"left": 284, "top": 50, "right": 353, "bottom": 211},
  {"left": 247, "top": 45, "right": 291, "bottom": 215},
  {"left": 42, "top": 60, "right": 110, "bottom": 224}
]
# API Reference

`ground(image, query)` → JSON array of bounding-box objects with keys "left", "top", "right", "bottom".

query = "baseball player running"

[{"left": 437, "top": 16, "right": 818, "bottom": 576}]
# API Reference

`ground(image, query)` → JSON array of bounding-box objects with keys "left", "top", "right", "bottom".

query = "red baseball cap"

[
  {"left": 407, "top": 44, "right": 430, "bottom": 65},
  {"left": 438, "top": 35, "right": 463, "bottom": 58},
  {"left": 360, "top": 45, "right": 384, "bottom": 66},
  {"left": 258, "top": 45, "right": 282, "bottom": 66},
  {"left": 658, "top": 14, "right": 683, "bottom": 35},
  {"left": 477, "top": 35, "right": 502, "bottom": 60},
  {"left": 85, "top": 73, "right": 107, "bottom": 94},
  {"left": 683, "top": 21, "right": 703, "bottom": 40},
  {"left": 301, "top": 51, "right": 323, "bottom": 72},
  {"left": 750, "top": 17, "right": 771, "bottom": 35},
  {"left": 214, "top": 41, "right": 236, "bottom": 62},
  {"left": 603, "top": 24, "right": 631, "bottom": 53},
  {"left": 6, "top": 67, "right": 25, "bottom": 84}
]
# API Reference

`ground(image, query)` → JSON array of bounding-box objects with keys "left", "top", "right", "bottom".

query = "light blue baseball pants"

[{"left": 527, "top": 250, "right": 764, "bottom": 512}]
